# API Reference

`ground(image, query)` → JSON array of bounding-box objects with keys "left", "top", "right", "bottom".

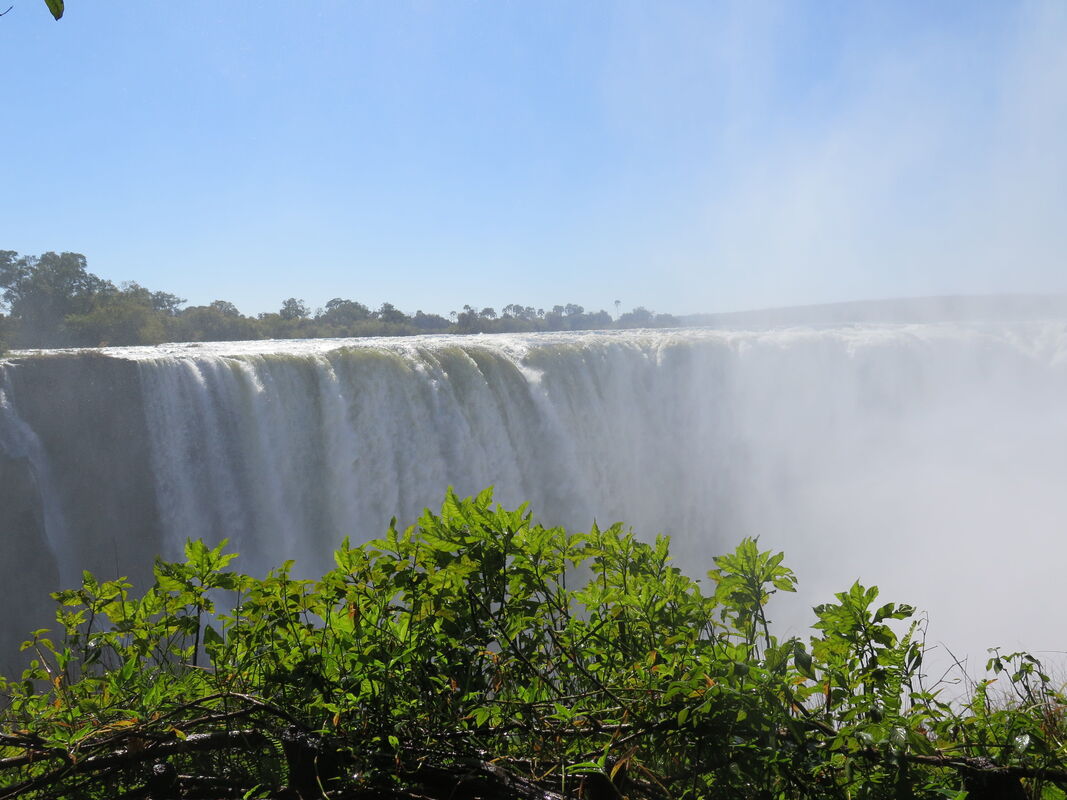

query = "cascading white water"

[
  {"left": 132, "top": 334, "right": 712, "bottom": 570},
  {"left": 2, "top": 322, "right": 1066, "bottom": 669}
]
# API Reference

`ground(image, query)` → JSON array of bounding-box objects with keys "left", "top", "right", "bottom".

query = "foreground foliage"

[{"left": 2, "top": 490, "right": 1066, "bottom": 799}]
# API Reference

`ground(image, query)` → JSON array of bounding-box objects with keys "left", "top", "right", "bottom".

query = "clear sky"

[{"left": 3, "top": 1, "right": 1065, "bottom": 318}]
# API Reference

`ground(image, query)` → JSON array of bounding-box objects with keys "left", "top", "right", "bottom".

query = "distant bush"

[{"left": 2, "top": 489, "right": 1063, "bottom": 799}]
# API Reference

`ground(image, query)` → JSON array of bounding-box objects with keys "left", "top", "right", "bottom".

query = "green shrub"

[{"left": 1, "top": 488, "right": 1065, "bottom": 799}]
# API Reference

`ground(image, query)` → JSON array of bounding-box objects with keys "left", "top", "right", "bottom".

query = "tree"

[
  {"left": 585, "top": 309, "right": 612, "bottom": 328},
  {"left": 109, "top": 281, "right": 185, "bottom": 316},
  {"left": 0, "top": 251, "right": 111, "bottom": 347},
  {"left": 150, "top": 289, "right": 186, "bottom": 316},
  {"left": 65, "top": 295, "right": 167, "bottom": 346},
  {"left": 0, "top": 252, "right": 189, "bottom": 347},
  {"left": 376, "top": 302, "right": 407, "bottom": 325},
  {"left": 63, "top": 281, "right": 174, "bottom": 346},
  {"left": 0, "top": 251, "right": 18, "bottom": 314},
  {"left": 617, "top": 306, "right": 655, "bottom": 328},
  {"left": 502, "top": 304, "right": 537, "bottom": 321},
  {"left": 412, "top": 310, "right": 450, "bottom": 331},
  {"left": 178, "top": 302, "right": 258, "bottom": 341},
  {"left": 544, "top": 305, "right": 566, "bottom": 330},
  {"left": 319, "top": 298, "right": 371, "bottom": 327},
  {"left": 455, "top": 304, "right": 480, "bottom": 333},
  {"left": 278, "top": 297, "right": 310, "bottom": 321},
  {"left": 209, "top": 299, "right": 241, "bottom": 317}
]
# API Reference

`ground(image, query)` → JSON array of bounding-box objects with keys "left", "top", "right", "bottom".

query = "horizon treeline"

[{"left": 0, "top": 250, "right": 679, "bottom": 351}]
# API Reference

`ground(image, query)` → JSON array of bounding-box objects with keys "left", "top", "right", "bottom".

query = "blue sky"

[{"left": 3, "top": 1, "right": 1065, "bottom": 317}]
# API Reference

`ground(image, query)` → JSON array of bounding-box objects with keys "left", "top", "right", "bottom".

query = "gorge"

[{"left": 2, "top": 322, "right": 1066, "bottom": 670}]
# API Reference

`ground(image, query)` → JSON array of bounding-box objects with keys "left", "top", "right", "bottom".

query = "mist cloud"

[{"left": 608, "top": 1, "right": 1067, "bottom": 313}]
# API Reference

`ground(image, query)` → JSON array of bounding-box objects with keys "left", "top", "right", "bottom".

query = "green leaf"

[
  {"left": 566, "top": 762, "right": 604, "bottom": 774},
  {"left": 794, "top": 642, "right": 817, "bottom": 680},
  {"left": 203, "top": 624, "right": 223, "bottom": 648},
  {"left": 44, "top": 0, "right": 63, "bottom": 20}
]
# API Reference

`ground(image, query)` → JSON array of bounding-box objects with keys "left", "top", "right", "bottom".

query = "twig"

[{"left": 0, "top": 729, "right": 269, "bottom": 800}]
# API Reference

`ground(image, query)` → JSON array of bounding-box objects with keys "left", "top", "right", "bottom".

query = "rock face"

[
  {"left": 2, "top": 354, "right": 162, "bottom": 576},
  {"left": 0, "top": 354, "right": 163, "bottom": 665},
  {"left": 2, "top": 323, "right": 1067, "bottom": 675},
  {"left": 0, "top": 451, "right": 55, "bottom": 661}
]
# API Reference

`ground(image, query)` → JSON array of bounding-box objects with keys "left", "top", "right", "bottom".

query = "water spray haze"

[
  {"left": 622, "top": 1, "right": 1067, "bottom": 314},
  {"left": 702, "top": 319, "right": 1067, "bottom": 670}
]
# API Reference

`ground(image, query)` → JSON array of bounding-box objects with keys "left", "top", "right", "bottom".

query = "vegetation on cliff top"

[
  {"left": 2, "top": 489, "right": 1065, "bottom": 799},
  {"left": 0, "top": 251, "right": 678, "bottom": 351}
]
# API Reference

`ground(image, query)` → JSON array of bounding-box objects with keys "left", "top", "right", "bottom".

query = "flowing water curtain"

[{"left": 2, "top": 324, "right": 1067, "bottom": 665}]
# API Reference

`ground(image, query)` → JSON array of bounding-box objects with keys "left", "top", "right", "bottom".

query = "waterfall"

[{"left": 2, "top": 323, "right": 1066, "bottom": 668}]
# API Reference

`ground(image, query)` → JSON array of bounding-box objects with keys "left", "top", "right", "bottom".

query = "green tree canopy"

[
  {"left": 0, "top": 251, "right": 110, "bottom": 347},
  {"left": 2, "top": 249, "right": 672, "bottom": 347},
  {"left": 279, "top": 297, "right": 310, "bottom": 321}
]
